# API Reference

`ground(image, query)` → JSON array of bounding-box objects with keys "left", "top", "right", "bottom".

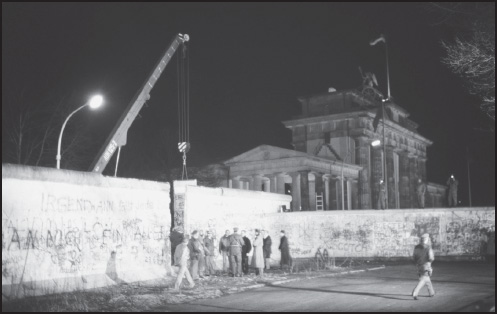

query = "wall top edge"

[{"left": 2, "top": 163, "right": 170, "bottom": 191}]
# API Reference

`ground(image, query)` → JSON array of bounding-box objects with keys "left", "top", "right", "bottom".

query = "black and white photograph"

[{"left": 2, "top": 2, "right": 495, "bottom": 312}]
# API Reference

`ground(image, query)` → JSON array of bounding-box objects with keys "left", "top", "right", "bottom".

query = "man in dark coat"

[
  {"left": 377, "top": 180, "right": 387, "bottom": 210},
  {"left": 169, "top": 226, "right": 184, "bottom": 265},
  {"left": 416, "top": 178, "right": 427, "bottom": 209},
  {"left": 228, "top": 227, "right": 245, "bottom": 277},
  {"left": 279, "top": 230, "right": 292, "bottom": 271},
  {"left": 188, "top": 230, "right": 203, "bottom": 280},
  {"left": 262, "top": 230, "right": 272, "bottom": 270},
  {"left": 203, "top": 231, "right": 216, "bottom": 276},
  {"left": 447, "top": 175, "right": 459, "bottom": 207},
  {"left": 219, "top": 229, "right": 231, "bottom": 275},
  {"left": 241, "top": 230, "right": 252, "bottom": 275}
]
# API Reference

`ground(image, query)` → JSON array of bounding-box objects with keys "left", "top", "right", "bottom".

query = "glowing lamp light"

[
  {"left": 371, "top": 140, "right": 381, "bottom": 147},
  {"left": 89, "top": 95, "right": 104, "bottom": 109}
]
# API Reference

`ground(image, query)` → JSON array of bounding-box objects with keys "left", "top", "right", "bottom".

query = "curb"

[{"left": 245, "top": 265, "right": 386, "bottom": 288}]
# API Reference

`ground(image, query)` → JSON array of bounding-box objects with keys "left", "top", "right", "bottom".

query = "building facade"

[{"left": 221, "top": 88, "right": 446, "bottom": 210}]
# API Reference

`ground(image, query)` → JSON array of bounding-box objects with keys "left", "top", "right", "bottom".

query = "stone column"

[
  {"left": 350, "top": 179, "right": 359, "bottom": 209},
  {"left": 290, "top": 172, "right": 301, "bottom": 211},
  {"left": 324, "top": 176, "right": 330, "bottom": 210},
  {"left": 386, "top": 145, "right": 396, "bottom": 209},
  {"left": 231, "top": 177, "right": 239, "bottom": 189},
  {"left": 315, "top": 173, "right": 326, "bottom": 210},
  {"left": 399, "top": 151, "right": 410, "bottom": 209},
  {"left": 276, "top": 173, "right": 286, "bottom": 194},
  {"left": 329, "top": 176, "right": 338, "bottom": 210},
  {"left": 370, "top": 146, "right": 383, "bottom": 209},
  {"left": 409, "top": 155, "right": 419, "bottom": 208},
  {"left": 267, "top": 174, "right": 278, "bottom": 193},
  {"left": 263, "top": 178, "right": 270, "bottom": 192},
  {"left": 355, "top": 137, "right": 371, "bottom": 209},
  {"left": 252, "top": 175, "right": 262, "bottom": 192},
  {"left": 299, "top": 170, "right": 311, "bottom": 211}
]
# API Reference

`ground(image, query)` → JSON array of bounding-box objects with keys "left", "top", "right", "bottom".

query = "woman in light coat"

[{"left": 251, "top": 229, "right": 265, "bottom": 277}]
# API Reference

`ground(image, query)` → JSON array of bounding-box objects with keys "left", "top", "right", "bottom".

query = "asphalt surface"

[{"left": 157, "top": 262, "right": 495, "bottom": 312}]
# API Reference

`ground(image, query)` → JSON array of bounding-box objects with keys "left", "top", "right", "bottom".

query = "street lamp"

[
  {"left": 56, "top": 95, "right": 103, "bottom": 169},
  {"left": 371, "top": 136, "right": 389, "bottom": 209}
]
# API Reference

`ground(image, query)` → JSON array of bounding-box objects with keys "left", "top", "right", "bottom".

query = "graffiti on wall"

[
  {"left": 174, "top": 194, "right": 185, "bottom": 229},
  {"left": 2, "top": 187, "right": 170, "bottom": 288},
  {"left": 442, "top": 211, "right": 494, "bottom": 255},
  {"left": 373, "top": 221, "right": 417, "bottom": 257}
]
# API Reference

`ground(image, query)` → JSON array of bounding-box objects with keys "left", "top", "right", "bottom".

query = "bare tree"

[
  {"left": 427, "top": 2, "right": 495, "bottom": 122},
  {"left": 2, "top": 91, "right": 93, "bottom": 170}
]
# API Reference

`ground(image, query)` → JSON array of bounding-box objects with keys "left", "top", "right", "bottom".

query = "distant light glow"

[
  {"left": 89, "top": 95, "right": 104, "bottom": 109},
  {"left": 371, "top": 140, "right": 381, "bottom": 147}
]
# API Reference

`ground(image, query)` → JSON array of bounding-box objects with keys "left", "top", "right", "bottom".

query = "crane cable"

[{"left": 177, "top": 40, "right": 190, "bottom": 180}]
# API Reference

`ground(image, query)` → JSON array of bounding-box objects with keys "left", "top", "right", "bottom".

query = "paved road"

[{"left": 158, "top": 262, "right": 495, "bottom": 312}]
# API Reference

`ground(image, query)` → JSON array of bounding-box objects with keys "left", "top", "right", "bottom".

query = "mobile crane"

[{"left": 90, "top": 33, "right": 190, "bottom": 174}]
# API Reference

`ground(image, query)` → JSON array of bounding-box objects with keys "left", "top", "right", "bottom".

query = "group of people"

[
  {"left": 171, "top": 226, "right": 292, "bottom": 290},
  {"left": 376, "top": 174, "right": 459, "bottom": 209}
]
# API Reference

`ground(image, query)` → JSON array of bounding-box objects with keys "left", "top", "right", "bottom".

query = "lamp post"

[
  {"left": 466, "top": 146, "right": 472, "bottom": 207},
  {"left": 56, "top": 95, "right": 103, "bottom": 169},
  {"left": 370, "top": 34, "right": 391, "bottom": 209},
  {"left": 371, "top": 123, "right": 389, "bottom": 210}
]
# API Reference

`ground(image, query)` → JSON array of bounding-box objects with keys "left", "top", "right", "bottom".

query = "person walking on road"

[
  {"left": 228, "top": 227, "right": 244, "bottom": 277},
  {"left": 252, "top": 229, "right": 265, "bottom": 277},
  {"left": 219, "top": 229, "right": 231, "bottom": 275},
  {"left": 279, "top": 230, "right": 292, "bottom": 271},
  {"left": 262, "top": 230, "right": 272, "bottom": 270},
  {"left": 416, "top": 178, "right": 427, "bottom": 209},
  {"left": 173, "top": 235, "right": 195, "bottom": 290},
  {"left": 412, "top": 233, "right": 435, "bottom": 300},
  {"left": 241, "top": 230, "right": 252, "bottom": 275}
]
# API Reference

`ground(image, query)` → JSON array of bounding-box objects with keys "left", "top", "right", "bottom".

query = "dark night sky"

[{"left": 2, "top": 2, "right": 494, "bottom": 206}]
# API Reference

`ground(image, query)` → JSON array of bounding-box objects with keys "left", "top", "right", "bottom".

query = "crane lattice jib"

[{"left": 90, "top": 33, "right": 189, "bottom": 173}]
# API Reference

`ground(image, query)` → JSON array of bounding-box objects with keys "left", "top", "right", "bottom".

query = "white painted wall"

[
  {"left": 2, "top": 164, "right": 171, "bottom": 299},
  {"left": 182, "top": 184, "right": 494, "bottom": 267},
  {"left": 183, "top": 185, "right": 291, "bottom": 267}
]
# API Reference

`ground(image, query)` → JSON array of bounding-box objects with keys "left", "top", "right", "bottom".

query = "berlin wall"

[
  {"left": 2, "top": 164, "right": 172, "bottom": 300},
  {"left": 182, "top": 185, "right": 495, "bottom": 266},
  {"left": 183, "top": 185, "right": 292, "bottom": 267}
]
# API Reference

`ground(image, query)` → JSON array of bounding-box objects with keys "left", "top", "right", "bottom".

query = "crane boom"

[{"left": 90, "top": 33, "right": 189, "bottom": 173}]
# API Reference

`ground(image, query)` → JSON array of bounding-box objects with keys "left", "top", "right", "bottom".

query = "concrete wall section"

[
  {"left": 183, "top": 185, "right": 291, "bottom": 266},
  {"left": 2, "top": 164, "right": 171, "bottom": 299},
  {"left": 182, "top": 185, "right": 494, "bottom": 266}
]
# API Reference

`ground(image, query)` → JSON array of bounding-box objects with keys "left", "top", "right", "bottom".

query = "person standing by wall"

[
  {"left": 412, "top": 233, "right": 435, "bottom": 300},
  {"left": 262, "top": 230, "right": 272, "bottom": 270},
  {"left": 203, "top": 231, "right": 216, "bottom": 276},
  {"left": 377, "top": 179, "right": 387, "bottom": 210},
  {"left": 219, "top": 229, "right": 231, "bottom": 275},
  {"left": 198, "top": 230, "right": 207, "bottom": 278},
  {"left": 251, "top": 229, "right": 265, "bottom": 277},
  {"left": 278, "top": 230, "right": 292, "bottom": 271},
  {"left": 416, "top": 178, "right": 427, "bottom": 209},
  {"left": 169, "top": 226, "right": 184, "bottom": 265},
  {"left": 447, "top": 175, "right": 459, "bottom": 207},
  {"left": 188, "top": 230, "right": 203, "bottom": 280},
  {"left": 228, "top": 227, "right": 244, "bottom": 277},
  {"left": 241, "top": 230, "right": 252, "bottom": 275},
  {"left": 173, "top": 235, "right": 195, "bottom": 290}
]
